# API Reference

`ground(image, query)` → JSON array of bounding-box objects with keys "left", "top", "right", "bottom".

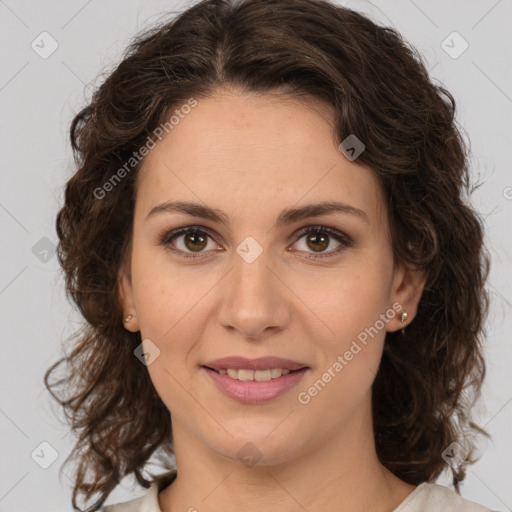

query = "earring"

[
  {"left": 124, "top": 314, "right": 133, "bottom": 323},
  {"left": 400, "top": 310, "right": 408, "bottom": 335}
]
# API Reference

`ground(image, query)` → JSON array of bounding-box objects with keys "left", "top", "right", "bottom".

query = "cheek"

[
  {"left": 130, "top": 246, "right": 223, "bottom": 390},
  {"left": 299, "top": 255, "right": 393, "bottom": 403},
  {"left": 130, "top": 253, "right": 210, "bottom": 413},
  {"left": 296, "top": 271, "right": 391, "bottom": 424},
  {"left": 130, "top": 243, "right": 207, "bottom": 336},
  {"left": 130, "top": 249, "right": 187, "bottom": 368},
  {"left": 301, "top": 255, "right": 394, "bottom": 343}
]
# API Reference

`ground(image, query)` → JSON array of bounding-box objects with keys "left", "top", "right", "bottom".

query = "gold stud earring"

[
  {"left": 400, "top": 310, "right": 408, "bottom": 335},
  {"left": 124, "top": 314, "right": 133, "bottom": 324}
]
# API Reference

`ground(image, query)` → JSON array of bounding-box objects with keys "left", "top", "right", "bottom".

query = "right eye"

[{"left": 159, "top": 226, "right": 222, "bottom": 259}]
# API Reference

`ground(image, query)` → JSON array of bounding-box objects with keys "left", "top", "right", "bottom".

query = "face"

[{"left": 119, "top": 89, "right": 424, "bottom": 467}]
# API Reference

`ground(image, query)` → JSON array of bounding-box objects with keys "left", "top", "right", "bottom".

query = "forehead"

[{"left": 136, "top": 90, "right": 386, "bottom": 227}]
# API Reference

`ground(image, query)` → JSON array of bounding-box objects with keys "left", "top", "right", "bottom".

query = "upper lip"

[{"left": 203, "top": 356, "right": 309, "bottom": 371}]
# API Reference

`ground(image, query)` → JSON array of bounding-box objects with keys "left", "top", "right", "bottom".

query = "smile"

[
  {"left": 205, "top": 367, "right": 299, "bottom": 381},
  {"left": 202, "top": 366, "right": 309, "bottom": 403}
]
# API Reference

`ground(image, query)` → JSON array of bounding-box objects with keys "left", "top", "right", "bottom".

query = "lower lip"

[{"left": 203, "top": 367, "right": 309, "bottom": 404}]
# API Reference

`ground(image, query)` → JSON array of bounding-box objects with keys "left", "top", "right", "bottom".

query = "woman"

[{"left": 45, "top": 0, "right": 494, "bottom": 511}]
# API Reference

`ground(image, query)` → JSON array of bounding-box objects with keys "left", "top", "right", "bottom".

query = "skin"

[{"left": 119, "top": 87, "right": 426, "bottom": 512}]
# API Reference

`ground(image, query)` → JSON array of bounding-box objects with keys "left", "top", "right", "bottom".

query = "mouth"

[
  {"left": 201, "top": 365, "right": 310, "bottom": 404},
  {"left": 202, "top": 366, "right": 308, "bottom": 381}
]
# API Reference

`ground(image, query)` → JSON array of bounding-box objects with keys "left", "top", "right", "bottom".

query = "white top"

[{"left": 101, "top": 480, "right": 494, "bottom": 511}]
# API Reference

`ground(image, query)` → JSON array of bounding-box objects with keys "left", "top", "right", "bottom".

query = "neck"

[{"left": 159, "top": 397, "right": 416, "bottom": 512}]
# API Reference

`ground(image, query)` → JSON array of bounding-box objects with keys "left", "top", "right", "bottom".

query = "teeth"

[
  {"left": 227, "top": 368, "right": 239, "bottom": 379},
  {"left": 216, "top": 368, "right": 293, "bottom": 381},
  {"left": 238, "top": 369, "right": 255, "bottom": 381}
]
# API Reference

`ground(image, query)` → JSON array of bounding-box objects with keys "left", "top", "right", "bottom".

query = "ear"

[
  {"left": 386, "top": 263, "right": 427, "bottom": 333},
  {"left": 118, "top": 255, "right": 140, "bottom": 332}
]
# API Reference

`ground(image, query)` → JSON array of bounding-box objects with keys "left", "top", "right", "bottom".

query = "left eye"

[
  {"left": 160, "top": 225, "right": 352, "bottom": 260},
  {"left": 292, "top": 226, "right": 351, "bottom": 258}
]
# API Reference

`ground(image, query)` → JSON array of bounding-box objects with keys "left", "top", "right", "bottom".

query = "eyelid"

[
  {"left": 159, "top": 224, "right": 353, "bottom": 259},
  {"left": 159, "top": 225, "right": 221, "bottom": 259}
]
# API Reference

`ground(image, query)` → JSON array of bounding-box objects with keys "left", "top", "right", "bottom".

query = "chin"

[{"left": 210, "top": 431, "right": 304, "bottom": 468}]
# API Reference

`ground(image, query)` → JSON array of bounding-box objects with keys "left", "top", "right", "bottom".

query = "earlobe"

[
  {"left": 124, "top": 314, "right": 133, "bottom": 323},
  {"left": 118, "top": 264, "right": 140, "bottom": 332},
  {"left": 387, "top": 265, "right": 427, "bottom": 333}
]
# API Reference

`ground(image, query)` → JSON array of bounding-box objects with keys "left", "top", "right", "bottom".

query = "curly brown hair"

[{"left": 44, "top": 0, "right": 491, "bottom": 510}]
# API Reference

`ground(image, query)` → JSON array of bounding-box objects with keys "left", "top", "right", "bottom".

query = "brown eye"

[
  {"left": 305, "top": 232, "right": 329, "bottom": 252},
  {"left": 183, "top": 230, "right": 208, "bottom": 252},
  {"left": 292, "top": 226, "right": 352, "bottom": 259},
  {"left": 160, "top": 227, "right": 219, "bottom": 259},
  {"left": 160, "top": 225, "right": 352, "bottom": 261}
]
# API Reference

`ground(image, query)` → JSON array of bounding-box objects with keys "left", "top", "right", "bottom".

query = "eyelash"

[{"left": 159, "top": 225, "right": 353, "bottom": 260}]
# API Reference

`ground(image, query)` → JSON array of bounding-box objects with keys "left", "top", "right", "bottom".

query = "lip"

[
  {"left": 203, "top": 366, "right": 309, "bottom": 404},
  {"left": 203, "top": 356, "right": 308, "bottom": 371}
]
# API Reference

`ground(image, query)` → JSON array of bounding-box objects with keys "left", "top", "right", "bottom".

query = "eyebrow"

[{"left": 145, "top": 200, "right": 369, "bottom": 227}]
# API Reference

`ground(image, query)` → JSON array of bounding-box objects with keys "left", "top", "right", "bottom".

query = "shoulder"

[
  {"left": 394, "top": 482, "right": 495, "bottom": 512},
  {"left": 101, "top": 482, "right": 161, "bottom": 512},
  {"left": 100, "top": 470, "right": 176, "bottom": 512},
  {"left": 100, "top": 478, "right": 497, "bottom": 512}
]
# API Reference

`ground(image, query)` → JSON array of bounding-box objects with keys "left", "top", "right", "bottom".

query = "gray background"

[{"left": 1, "top": 0, "right": 511, "bottom": 510}]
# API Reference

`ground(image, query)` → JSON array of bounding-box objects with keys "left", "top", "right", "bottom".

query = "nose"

[{"left": 216, "top": 246, "right": 291, "bottom": 340}]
